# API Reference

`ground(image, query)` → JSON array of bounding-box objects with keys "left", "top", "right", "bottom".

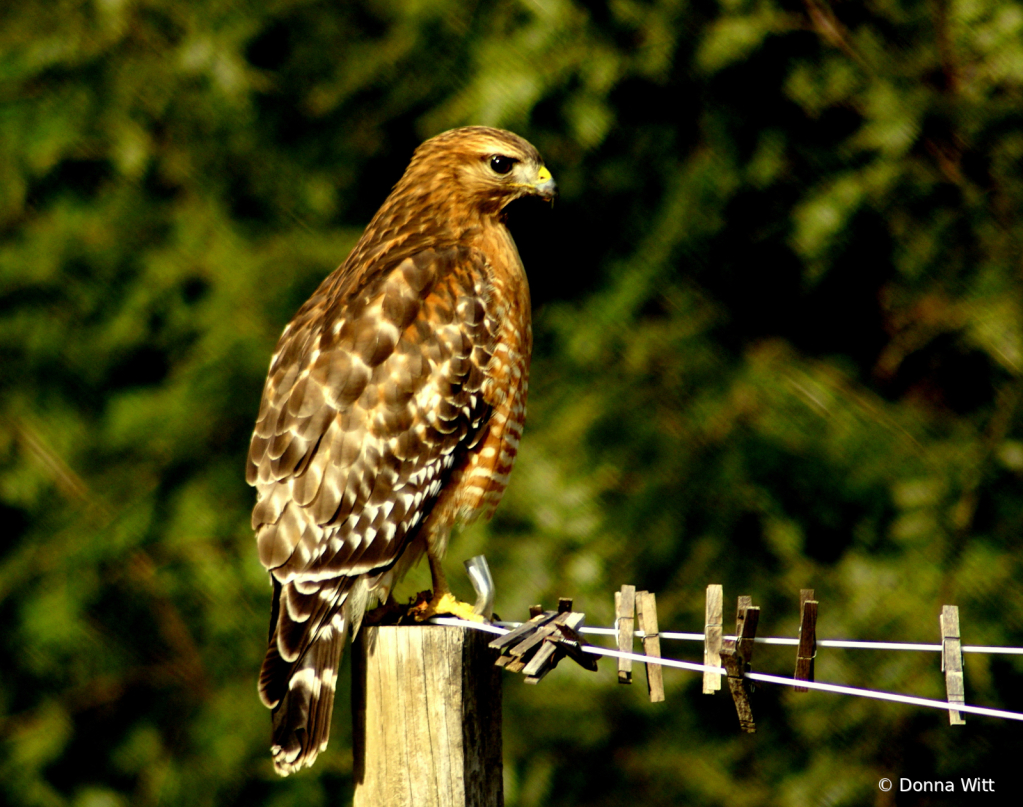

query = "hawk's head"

[{"left": 401, "top": 126, "right": 556, "bottom": 217}]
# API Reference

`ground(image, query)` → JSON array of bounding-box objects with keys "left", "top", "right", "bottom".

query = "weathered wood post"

[{"left": 352, "top": 625, "right": 503, "bottom": 807}]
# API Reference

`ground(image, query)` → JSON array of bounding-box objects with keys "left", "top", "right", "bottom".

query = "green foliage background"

[{"left": 2, "top": 0, "right": 1022, "bottom": 804}]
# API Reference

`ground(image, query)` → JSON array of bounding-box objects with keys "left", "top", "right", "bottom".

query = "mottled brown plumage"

[{"left": 247, "top": 126, "right": 555, "bottom": 775}]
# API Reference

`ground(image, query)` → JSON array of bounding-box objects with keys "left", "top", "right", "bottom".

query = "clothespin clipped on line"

[
  {"left": 720, "top": 595, "right": 760, "bottom": 733},
  {"left": 614, "top": 585, "right": 665, "bottom": 701},
  {"left": 635, "top": 591, "right": 665, "bottom": 703},
  {"left": 703, "top": 584, "right": 723, "bottom": 694},
  {"left": 940, "top": 605, "right": 966, "bottom": 725},
  {"left": 489, "top": 599, "right": 599, "bottom": 683},
  {"left": 615, "top": 585, "right": 636, "bottom": 684},
  {"left": 794, "top": 588, "right": 818, "bottom": 692}
]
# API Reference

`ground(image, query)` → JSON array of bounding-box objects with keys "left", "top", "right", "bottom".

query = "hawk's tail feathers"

[{"left": 263, "top": 614, "right": 348, "bottom": 776}]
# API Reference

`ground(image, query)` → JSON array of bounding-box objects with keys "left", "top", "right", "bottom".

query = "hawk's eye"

[{"left": 489, "top": 155, "right": 515, "bottom": 175}]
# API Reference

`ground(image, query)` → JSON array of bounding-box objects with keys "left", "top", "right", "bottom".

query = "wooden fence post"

[{"left": 352, "top": 625, "right": 503, "bottom": 807}]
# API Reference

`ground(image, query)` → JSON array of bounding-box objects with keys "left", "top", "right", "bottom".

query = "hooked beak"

[{"left": 532, "top": 165, "right": 557, "bottom": 201}]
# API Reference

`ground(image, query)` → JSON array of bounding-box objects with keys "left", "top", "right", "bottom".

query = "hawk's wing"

[{"left": 246, "top": 245, "right": 495, "bottom": 772}]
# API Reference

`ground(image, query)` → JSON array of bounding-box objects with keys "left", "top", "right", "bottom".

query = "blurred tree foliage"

[{"left": 2, "top": 0, "right": 1022, "bottom": 805}]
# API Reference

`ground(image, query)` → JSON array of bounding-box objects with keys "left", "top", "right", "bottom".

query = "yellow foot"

[{"left": 410, "top": 590, "right": 486, "bottom": 623}]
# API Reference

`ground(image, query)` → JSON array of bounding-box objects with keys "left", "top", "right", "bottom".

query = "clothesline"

[{"left": 427, "top": 616, "right": 1023, "bottom": 723}]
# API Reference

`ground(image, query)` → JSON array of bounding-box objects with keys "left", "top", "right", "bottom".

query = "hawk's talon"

[{"left": 362, "top": 598, "right": 405, "bottom": 626}]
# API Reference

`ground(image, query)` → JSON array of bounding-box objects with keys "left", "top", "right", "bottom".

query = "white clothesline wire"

[
  {"left": 561, "top": 626, "right": 1023, "bottom": 655},
  {"left": 427, "top": 616, "right": 1023, "bottom": 723}
]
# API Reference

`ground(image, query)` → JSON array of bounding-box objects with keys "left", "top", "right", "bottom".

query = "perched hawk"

[{"left": 246, "top": 127, "right": 555, "bottom": 775}]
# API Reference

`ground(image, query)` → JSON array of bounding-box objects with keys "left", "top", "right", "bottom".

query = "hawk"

[{"left": 246, "top": 126, "right": 555, "bottom": 775}]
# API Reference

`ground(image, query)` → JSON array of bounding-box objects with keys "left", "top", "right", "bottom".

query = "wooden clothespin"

[
  {"left": 489, "top": 602, "right": 599, "bottom": 682},
  {"left": 520, "top": 597, "right": 595, "bottom": 683},
  {"left": 940, "top": 605, "right": 965, "bottom": 725},
  {"left": 635, "top": 591, "right": 665, "bottom": 703},
  {"left": 491, "top": 609, "right": 552, "bottom": 671},
  {"left": 549, "top": 620, "right": 600, "bottom": 674},
  {"left": 720, "top": 595, "right": 759, "bottom": 733},
  {"left": 521, "top": 611, "right": 584, "bottom": 682},
  {"left": 615, "top": 585, "right": 636, "bottom": 684},
  {"left": 703, "top": 584, "right": 723, "bottom": 693},
  {"left": 794, "top": 588, "right": 818, "bottom": 692}
]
